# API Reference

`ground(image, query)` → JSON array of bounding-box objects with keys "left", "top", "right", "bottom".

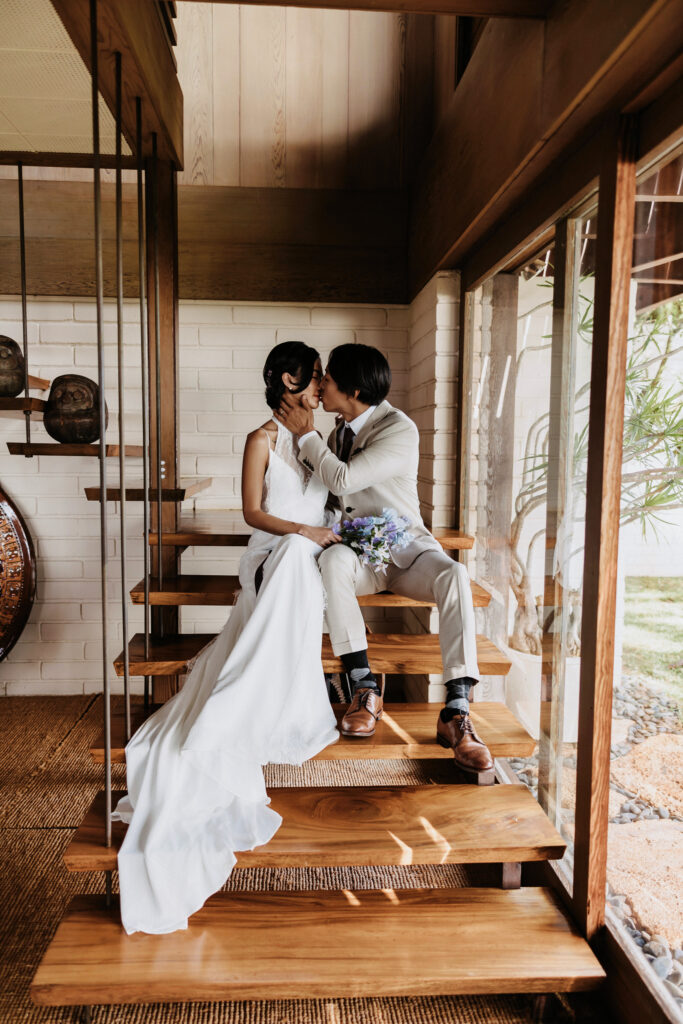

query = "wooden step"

[
  {"left": 148, "top": 510, "right": 475, "bottom": 551},
  {"left": 64, "top": 784, "right": 565, "bottom": 873},
  {"left": 8, "top": 442, "right": 144, "bottom": 457},
  {"left": 31, "top": 889, "right": 604, "bottom": 1005},
  {"left": 0, "top": 397, "right": 46, "bottom": 412},
  {"left": 27, "top": 373, "right": 50, "bottom": 391},
  {"left": 90, "top": 701, "right": 534, "bottom": 764},
  {"left": 114, "top": 632, "right": 511, "bottom": 677},
  {"left": 129, "top": 573, "right": 491, "bottom": 608},
  {"left": 84, "top": 477, "right": 211, "bottom": 501}
]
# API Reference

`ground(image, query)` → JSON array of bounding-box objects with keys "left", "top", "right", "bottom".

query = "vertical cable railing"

[
  {"left": 89, "top": 0, "right": 112, "bottom": 888},
  {"left": 136, "top": 98, "right": 152, "bottom": 713},
  {"left": 17, "top": 163, "right": 30, "bottom": 447},
  {"left": 114, "top": 52, "right": 131, "bottom": 744},
  {"left": 151, "top": 134, "right": 164, "bottom": 615}
]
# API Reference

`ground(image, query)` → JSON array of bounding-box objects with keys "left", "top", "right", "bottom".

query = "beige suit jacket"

[{"left": 298, "top": 400, "right": 443, "bottom": 569}]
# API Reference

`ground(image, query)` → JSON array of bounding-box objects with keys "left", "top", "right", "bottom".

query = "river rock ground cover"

[{"left": 508, "top": 661, "right": 682, "bottom": 1014}]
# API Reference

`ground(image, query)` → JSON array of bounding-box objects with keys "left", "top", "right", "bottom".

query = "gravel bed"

[{"left": 507, "top": 674, "right": 682, "bottom": 1006}]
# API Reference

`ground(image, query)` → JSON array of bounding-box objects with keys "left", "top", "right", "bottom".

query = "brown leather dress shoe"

[
  {"left": 340, "top": 688, "right": 383, "bottom": 738},
  {"left": 436, "top": 712, "right": 494, "bottom": 773}
]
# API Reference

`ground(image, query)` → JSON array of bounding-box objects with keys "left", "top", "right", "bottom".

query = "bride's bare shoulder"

[{"left": 245, "top": 419, "right": 277, "bottom": 450}]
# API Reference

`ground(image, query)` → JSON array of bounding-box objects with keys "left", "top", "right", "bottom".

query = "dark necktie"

[{"left": 339, "top": 425, "right": 355, "bottom": 463}]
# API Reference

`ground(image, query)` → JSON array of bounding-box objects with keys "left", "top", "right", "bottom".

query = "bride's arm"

[{"left": 241, "top": 428, "right": 341, "bottom": 547}]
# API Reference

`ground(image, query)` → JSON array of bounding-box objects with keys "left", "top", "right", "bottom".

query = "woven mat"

[{"left": 0, "top": 695, "right": 594, "bottom": 1024}]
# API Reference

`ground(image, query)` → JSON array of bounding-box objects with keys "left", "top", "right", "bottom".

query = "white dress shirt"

[{"left": 299, "top": 405, "right": 376, "bottom": 449}]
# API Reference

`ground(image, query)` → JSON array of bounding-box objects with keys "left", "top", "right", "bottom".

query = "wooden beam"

[
  {"left": 173, "top": 0, "right": 549, "bottom": 17},
  {"left": 572, "top": 117, "right": 637, "bottom": 942},
  {"left": 411, "top": 0, "right": 683, "bottom": 295},
  {"left": 51, "top": 0, "right": 183, "bottom": 167},
  {"left": 0, "top": 181, "right": 408, "bottom": 302}
]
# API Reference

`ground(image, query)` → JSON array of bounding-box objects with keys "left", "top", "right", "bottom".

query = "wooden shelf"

[
  {"left": 64, "top": 784, "right": 565, "bottom": 873},
  {"left": 0, "top": 397, "right": 46, "bottom": 412},
  {"left": 129, "top": 573, "right": 491, "bottom": 609},
  {"left": 148, "top": 511, "right": 476, "bottom": 551},
  {"left": 8, "top": 442, "right": 144, "bottom": 457},
  {"left": 92, "top": 700, "right": 531, "bottom": 766},
  {"left": 30, "top": 889, "right": 604, "bottom": 1005},
  {"left": 84, "top": 478, "right": 212, "bottom": 501},
  {"left": 113, "top": 632, "right": 511, "bottom": 678},
  {"left": 28, "top": 374, "right": 50, "bottom": 391}
]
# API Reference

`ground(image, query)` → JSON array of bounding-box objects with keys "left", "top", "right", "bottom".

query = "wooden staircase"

[{"left": 31, "top": 512, "right": 606, "bottom": 1013}]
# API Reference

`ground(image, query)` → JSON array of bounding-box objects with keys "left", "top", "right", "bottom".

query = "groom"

[{"left": 275, "top": 343, "right": 493, "bottom": 774}]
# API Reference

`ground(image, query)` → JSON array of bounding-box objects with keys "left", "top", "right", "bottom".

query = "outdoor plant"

[{"left": 509, "top": 282, "right": 683, "bottom": 656}]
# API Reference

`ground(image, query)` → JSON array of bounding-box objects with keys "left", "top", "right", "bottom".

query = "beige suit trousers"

[{"left": 319, "top": 544, "right": 480, "bottom": 682}]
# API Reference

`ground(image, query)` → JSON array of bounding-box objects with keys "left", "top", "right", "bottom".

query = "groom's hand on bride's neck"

[{"left": 275, "top": 392, "right": 315, "bottom": 437}]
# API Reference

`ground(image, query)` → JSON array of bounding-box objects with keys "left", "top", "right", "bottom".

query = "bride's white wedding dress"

[{"left": 113, "top": 422, "right": 339, "bottom": 935}]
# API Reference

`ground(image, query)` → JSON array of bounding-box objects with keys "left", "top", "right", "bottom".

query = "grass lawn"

[{"left": 622, "top": 577, "right": 683, "bottom": 709}]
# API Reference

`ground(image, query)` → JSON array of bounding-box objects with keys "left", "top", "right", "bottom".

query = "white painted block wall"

[{"left": 0, "top": 296, "right": 411, "bottom": 695}]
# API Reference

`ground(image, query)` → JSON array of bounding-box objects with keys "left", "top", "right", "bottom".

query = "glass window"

[{"left": 607, "top": 148, "right": 683, "bottom": 1007}]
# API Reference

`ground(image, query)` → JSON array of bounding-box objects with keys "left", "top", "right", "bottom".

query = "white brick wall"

[
  {"left": 403, "top": 271, "right": 461, "bottom": 703},
  {"left": 0, "top": 296, "right": 410, "bottom": 693}
]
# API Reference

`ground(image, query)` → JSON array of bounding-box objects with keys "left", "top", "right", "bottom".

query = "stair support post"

[
  {"left": 89, "top": 0, "right": 112, "bottom": 852},
  {"left": 136, "top": 97, "right": 152, "bottom": 712},
  {"left": 145, "top": 143, "right": 180, "bottom": 704}
]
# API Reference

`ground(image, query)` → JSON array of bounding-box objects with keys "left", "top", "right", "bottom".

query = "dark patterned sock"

[
  {"left": 340, "top": 651, "right": 379, "bottom": 693},
  {"left": 443, "top": 676, "right": 478, "bottom": 718}
]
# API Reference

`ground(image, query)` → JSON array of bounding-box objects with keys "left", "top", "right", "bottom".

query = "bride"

[{"left": 113, "top": 341, "right": 340, "bottom": 935}]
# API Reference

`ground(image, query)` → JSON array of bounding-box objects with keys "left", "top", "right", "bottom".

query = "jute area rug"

[{"left": 0, "top": 695, "right": 600, "bottom": 1024}]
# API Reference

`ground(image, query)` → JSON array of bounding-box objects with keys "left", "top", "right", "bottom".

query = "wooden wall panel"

[
  {"left": 176, "top": 2, "right": 214, "bottom": 185},
  {"left": 348, "top": 12, "right": 403, "bottom": 188},
  {"left": 0, "top": 179, "right": 408, "bottom": 304},
  {"left": 285, "top": 9, "right": 325, "bottom": 188},
  {"left": 239, "top": 7, "right": 287, "bottom": 187},
  {"left": 212, "top": 6, "right": 241, "bottom": 186},
  {"left": 320, "top": 11, "right": 351, "bottom": 188},
  {"left": 175, "top": 3, "right": 428, "bottom": 190}
]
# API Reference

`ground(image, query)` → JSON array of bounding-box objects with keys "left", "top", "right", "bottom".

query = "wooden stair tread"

[
  {"left": 91, "top": 701, "right": 534, "bottom": 764},
  {"left": 64, "top": 784, "right": 565, "bottom": 873},
  {"left": 114, "top": 632, "right": 511, "bottom": 677},
  {"left": 149, "top": 510, "right": 475, "bottom": 550},
  {"left": 27, "top": 373, "right": 50, "bottom": 390},
  {"left": 431, "top": 527, "right": 475, "bottom": 550},
  {"left": 84, "top": 478, "right": 211, "bottom": 501},
  {"left": 0, "top": 398, "right": 46, "bottom": 412},
  {"left": 129, "top": 574, "right": 490, "bottom": 608},
  {"left": 31, "top": 889, "right": 604, "bottom": 1005},
  {"left": 8, "top": 442, "right": 144, "bottom": 457}
]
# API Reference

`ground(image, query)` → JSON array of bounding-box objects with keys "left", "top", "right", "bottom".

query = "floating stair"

[
  {"left": 113, "top": 632, "right": 510, "bottom": 678},
  {"left": 0, "top": 397, "right": 46, "bottom": 412},
  {"left": 129, "top": 573, "right": 491, "bottom": 608},
  {"left": 8, "top": 442, "right": 144, "bottom": 457},
  {"left": 90, "top": 701, "right": 533, "bottom": 764},
  {"left": 30, "top": 889, "right": 604, "bottom": 1006},
  {"left": 147, "top": 510, "right": 476, "bottom": 551},
  {"left": 84, "top": 478, "right": 212, "bottom": 501},
  {"left": 64, "top": 784, "right": 566, "bottom": 873}
]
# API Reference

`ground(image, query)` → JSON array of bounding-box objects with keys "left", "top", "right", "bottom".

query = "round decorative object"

[
  {"left": 0, "top": 485, "right": 36, "bottom": 661},
  {"left": 0, "top": 336, "right": 26, "bottom": 397},
  {"left": 43, "top": 374, "right": 108, "bottom": 444}
]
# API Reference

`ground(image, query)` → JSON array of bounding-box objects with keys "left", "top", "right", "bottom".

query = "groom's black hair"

[
  {"left": 327, "top": 344, "right": 391, "bottom": 405},
  {"left": 263, "top": 341, "right": 320, "bottom": 410}
]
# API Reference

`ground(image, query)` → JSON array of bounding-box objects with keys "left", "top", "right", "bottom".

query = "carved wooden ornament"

[{"left": 0, "top": 484, "right": 36, "bottom": 661}]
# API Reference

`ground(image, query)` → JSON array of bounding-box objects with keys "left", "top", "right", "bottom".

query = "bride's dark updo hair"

[{"left": 263, "top": 341, "right": 320, "bottom": 410}]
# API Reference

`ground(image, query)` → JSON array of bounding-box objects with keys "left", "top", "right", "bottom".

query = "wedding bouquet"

[{"left": 332, "top": 508, "right": 414, "bottom": 573}]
